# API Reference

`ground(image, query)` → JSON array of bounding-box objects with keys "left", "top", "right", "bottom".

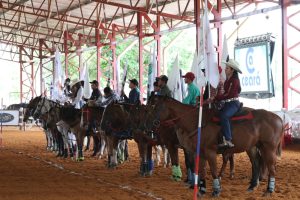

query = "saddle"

[{"left": 212, "top": 103, "right": 254, "bottom": 123}]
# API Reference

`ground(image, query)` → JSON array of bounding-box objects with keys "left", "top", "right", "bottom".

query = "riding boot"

[
  {"left": 69, "top": 148, "right": 74, "bottom": 158},
  {"left": 63, "top": 148, "right": 68, "bottom": 158}
]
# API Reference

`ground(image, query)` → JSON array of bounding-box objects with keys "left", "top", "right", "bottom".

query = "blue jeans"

[{"left": 219, "top": 101, "right": 240, "bottom": 141}]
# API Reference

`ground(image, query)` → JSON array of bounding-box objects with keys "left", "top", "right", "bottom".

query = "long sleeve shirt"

[
  {"left": 183, "top": 82, "right": 200, "bottom": 106},
  {"left": 124, "top": 88, "right": 140, "bottom": 104},
  {"left": 215, "top": 76, "right": 241, "bottom": 101},
  {"left": 158, "top": 85, "right": 172, "bottom": 97}
]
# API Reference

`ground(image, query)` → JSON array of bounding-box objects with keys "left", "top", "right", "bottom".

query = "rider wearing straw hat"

[{"left": 211, "top": 59, "right": 242, "bottom": 148}]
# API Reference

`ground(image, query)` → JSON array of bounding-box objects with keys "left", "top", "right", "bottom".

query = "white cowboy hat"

[
  {"left": 222, "top": 59, "right": 242, "bottom": 74},
  {"left": 70, "top": 78, "right": 81, "bottom": 88}
]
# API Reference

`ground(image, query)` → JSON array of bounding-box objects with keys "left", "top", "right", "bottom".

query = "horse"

[
  {"left": 23, "top": 96, "right": 56, "bottom": 151},
  {"left": 33, "top": 97, "right": 84, "bottom": 161},
  {"left": 144, "top": 95, "right": 284, "bottom": 197},
  {"left": 100, "top": 102, "right": 133, "bottom": 168},
  {"left": 81, "top": 104, "right": 106, "bottom": 158}
]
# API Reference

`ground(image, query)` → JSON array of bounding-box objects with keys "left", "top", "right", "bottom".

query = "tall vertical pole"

[
  {"left": 193, "top": 0, "right": 201, "bottom": 198},
  {"left": 19, "top": 46, "right": 23, "bottom": 103},
  {"left": 96, "top": 21, "right": 102, "bottom": 86},
  {"left": 138, "top": 12, "right": 144, "bottom": 102},
  {"left": 64, "top": 31, "right": 69, "bottom": 78},
  {"left": 112, "top": 24, "right": 117, "bottom": 90},
  {"left": 282, "top": 0, "right": 289, "bottom": 109},
  {"left": 39, "top": 39, "right": 43, "bottom": 95},
  {"left": 156, "top": 15, "right": 161, "bottom": 76},
  {"left": 31, "top": 48, "right": 34, "bottom": 98},
  {"left": 216, "top": 0, "right": 222, "bottom": 66},
  {"left": 195, "top": 0, "right": 201, "bottom": 54}
]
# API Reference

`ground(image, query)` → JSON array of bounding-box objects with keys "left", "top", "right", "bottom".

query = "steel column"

[
  {"left": 138, "top": 12, "right": 144, "bottom": 102},
  {"left": 95, "top": 22, "right": 102, "bottom": 86},
  {"left": 195, "top": 0, "right": 201, "bottom": 53},
  {"left": 156, "top": 15, "right": 161, "bottom": 76},
  {"left": 112, "top": 24, "right": 117, "bottom": 90},
  {"left": 19, "top": 46, "right": 23, "bottom": 102},
  {"left": 282, "top": 0, "right": 289, "bottom": 109},
  {"left": 64, "top": 31, "right": 69, "bottom": 78},
  {"left": 30, "top": 48, "right": 34, "bottom": 97}
]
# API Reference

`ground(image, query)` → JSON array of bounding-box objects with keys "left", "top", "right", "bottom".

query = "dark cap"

[
  {"left": 158, "top": 75, "right": 168, "bottom": 83},
  {"left": 89, "top": 80, "right": 99, "bottom": 85},
  {"left": 129, "top": 79, "right": 139, "bottom": 86},
  {"left": 182, "top": 72, "right": 195, "bottom": 81}
]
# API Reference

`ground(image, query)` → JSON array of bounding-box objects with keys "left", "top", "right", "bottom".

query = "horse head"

[
  {"left": 23, "top": 96, "right": 42, "bottom": 122},
  {"left": 33, "top": 97, "right": 52, "bottom": 119},
  {"left": 143, "top": 95, "right": 171, "bottom": 133}
]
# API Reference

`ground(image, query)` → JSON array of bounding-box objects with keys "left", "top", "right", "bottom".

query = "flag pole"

[{"left": 193, "top": 87, "right": 204, "bottom": 199}]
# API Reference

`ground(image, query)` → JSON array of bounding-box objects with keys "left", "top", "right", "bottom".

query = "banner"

[
  {"left": 0, "top": 110, "right": 19, "bottom": 126},
  {"left": 147, "top": 44, "right": 157, "bottom": 97},
  {"left": 235, "top": 43, "right": 270, "bottom": 93},
  {"left": 191, "top": 51, "right": 206, "bottom": 89},
  {"left": 220, "top": 34, "right": 229, "bottom": 81}
]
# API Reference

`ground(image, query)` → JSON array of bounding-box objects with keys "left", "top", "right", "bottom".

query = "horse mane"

[{"left": 149, "top": 94, "right": 196, "bottom": 109}]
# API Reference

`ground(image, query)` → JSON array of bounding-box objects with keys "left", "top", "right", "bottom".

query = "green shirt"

[{"left": 183, "top": 82, "right": 200, "bottom": 105}]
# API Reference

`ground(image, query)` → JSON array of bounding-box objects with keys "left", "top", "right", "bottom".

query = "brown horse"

[
  {"left": 144, "top": 95, "right": 284, "bottom": 197},
  {"left": 23, "top": 96, "right": 42, "bottom": 122}
]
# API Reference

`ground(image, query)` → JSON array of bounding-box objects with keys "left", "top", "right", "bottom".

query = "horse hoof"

[
  {"left": 198, "top": 191, "right": 206, "bottom": 197},
  {"left": 229, "top": 174, "right": 234, "bottom": 180},
  {"left": 77, "top": 157, "right": 84, "bottom": 161}
]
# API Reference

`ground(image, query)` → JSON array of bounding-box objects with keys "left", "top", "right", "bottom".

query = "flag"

[
  {"left": 116, "top": 59, "right": 121, "bottom": 95},
  {"left": 191, "top": 50, "right": 206, "bottom": 89},
  {"left": 147, "top": 44, "right": 157, "bottom": 97},
  {"left": 220, "top": 34, "right": 229, "bottom": 81},
  {"left": 52, "top": 48, "right": 65, "bottom": 101},
  {"left": 168, "top": 55, "right": 183, "bottom": 101},
  {"left": 79, "top": 60, "right": 85, "bottom": 81},
  {"left": 82, "top": 63, "right": 91, "bottom": 99},
  {"left": 199, "top": 10, "right": 219, "bottom": 88}
]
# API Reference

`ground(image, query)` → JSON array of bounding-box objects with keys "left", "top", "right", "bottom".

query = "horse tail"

[{"left": 276, "top": 140, "right": 282, "bottom": 159}]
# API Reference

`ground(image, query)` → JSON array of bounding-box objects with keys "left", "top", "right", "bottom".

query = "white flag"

[
  {"left": 200, "top": 10, "right": 219, "bottom": 88},
  {"left": 191, "top": 50, "right": 206, "bottom": 89},
  {"left": 116, "top": 59, "right": 121, "bottom": 95},
  {"left": 220, "top": 34, "right": 229, "bottom": 81},
  {"left": 82, "top": 63, "right": 91, "bottom": 99},
  {"left": 148, "top": 45, "right": 157, "bottom": 97},
  {"left": 52, "top": 48, "right": 65, "bottom": 101},
  {"left": 168, "top": 55, "right": 183, "bottom": 101}
]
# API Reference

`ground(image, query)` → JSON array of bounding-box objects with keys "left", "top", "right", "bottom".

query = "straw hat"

[
  {"left": 222, "top": 59, "right": 242, "bottom": 74},
  {"left": 70, "top": 78, "right": 81, "bottom": 88}
]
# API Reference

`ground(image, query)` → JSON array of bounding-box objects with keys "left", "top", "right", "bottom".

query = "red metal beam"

[
  {"left": 137, "top": 12, "right": 144, "bottom": 102},
  {"left": 92, "top": 0, "right": 194, "bottom": 22}
]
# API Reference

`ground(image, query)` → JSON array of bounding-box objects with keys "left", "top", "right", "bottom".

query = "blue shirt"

[{"left": 125, "top": 88, "right": 140, "bottom": 104}]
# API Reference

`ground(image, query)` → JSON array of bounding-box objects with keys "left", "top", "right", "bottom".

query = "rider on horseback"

[
  {"left": 121, "top": 79, "right": 140, "bottom": 104},
  {"left": 157, "top": 75, "right": 172, "bottom": 97},
  {"left": 210, "top": 59, "right": 242, "bottom": 148},
  {"left": 182, "top": 72, "right": 200, "bottom": 106}
]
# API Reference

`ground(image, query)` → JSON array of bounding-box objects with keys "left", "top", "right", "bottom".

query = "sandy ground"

[{"left": 0, "top": 128, "right": 300, "bottom": 200}]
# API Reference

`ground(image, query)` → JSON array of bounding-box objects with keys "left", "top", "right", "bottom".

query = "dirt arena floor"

[{"left": 0, "top": 128, "right": 300, "bottom": 200}]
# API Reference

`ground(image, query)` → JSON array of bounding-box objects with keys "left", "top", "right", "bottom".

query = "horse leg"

[
  {"left": 246, "top": 147, "right": 261, "bottom": 191},
  {"left": 162, "top": 146, "right": 169, "bottom": 168},
  {"left": 261, "top": 146, "right": 277, "bottom": 196},
  {"left": 92, "top": 136, "right": 99, "bottom": 157},
  {"left": 218, "top": 154, "right": 228, "bottom": 178},
  {"left": 229, "top": 154, "right": 235, "bottom": 179},
  {"left": 98, "top": 133, "right": 106, "bottom": 159},
  {"left": 146, "top": 144, "right": 153, "bottom": 176},
  {"left": 154, "top": 145, "right": 161, "bottom": 166},
  {"left": 111, "top": 138, "right": 118, "bottom": 168},
  {"left": 167, "top": 144, "right": 182, "bottom": 181},
  {"left": 198, "top": 155, "right": 207, "bottom": 196},
  {"left": 117, "top": 140, "right": 126, "bottom": 164},
  {"left": 206, "top": 150, "right": 221, "bottom": 197}
]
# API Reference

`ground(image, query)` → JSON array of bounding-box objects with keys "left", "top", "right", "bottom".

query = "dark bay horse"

[
  {"left": 100, "top": 102, "right": 133, "bottom": 168},
  {"left": 144, "top": 95, "right": 284, "bottom": 197}
]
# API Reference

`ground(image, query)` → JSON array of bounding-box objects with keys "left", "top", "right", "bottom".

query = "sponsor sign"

[{"left": 0, "top": 110, "right": 19, "bottom": 126}]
